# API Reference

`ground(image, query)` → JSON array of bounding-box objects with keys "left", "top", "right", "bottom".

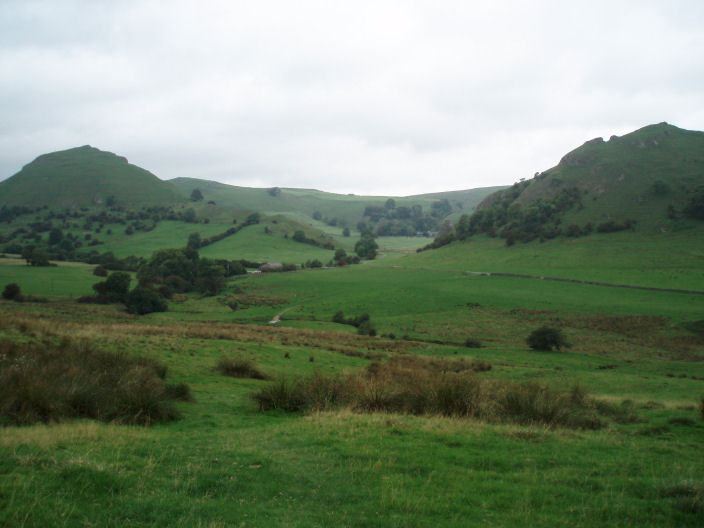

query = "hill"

[
  {"left": 169, "top": 177, "right": 503, "bottom": 230},
  {"left": 443, "top": 122, "right": 704, "bottom": 245},
  {"left": 0, "top": 145, "right": 184, "bottom": 208}
]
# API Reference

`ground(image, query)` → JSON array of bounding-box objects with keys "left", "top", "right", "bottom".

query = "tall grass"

[
  {"left": 0, "top": 338, "right": 184, "bottom": 426},
  {"left": 253, "top": 356, "right": 608, "bottom": 429},
  {"left": 216, "top": 356, "right": 271, "bottom": 380}
]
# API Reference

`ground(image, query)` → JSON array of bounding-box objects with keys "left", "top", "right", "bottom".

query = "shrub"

[
  {"left": 252, "top": 357, "right": 605, "bottom": 429},
  {"left": 93, "top": 265, "right": 109, "bottom": 277},
  {"left": 2, "top": 283, "right": 22, "bottom": 301},
  {"left": 126, "top": 287, "right": 168, "bottom": 315},
  {"left": 0, "top": 339, "right": 183, "bottom": 426},
  {"left": 464, "top": 338, "right": 482, "bottom": 348},
  {"left": 526, "top": 326, "right": 570, "bottom": 351},
  {"left": 216, "top": 356, "right": 270, "bottom": 380}
]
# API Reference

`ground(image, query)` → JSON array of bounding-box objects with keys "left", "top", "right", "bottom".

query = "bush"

[
  {"left": 526, "top": 326, "right": 570, "bottom": 351},
  {"left": 2, "top": 283, "right": 22, "bottom": 301},
  {"left": 464, "top": 338, "right": 482, "bottom": 348},
  {"left": 126, "top": 287, "right": 168, "bottom": 315},
  {"left": 216, "top": 356, "right": 270, "bottom": 380},
  {"left": 0, "top": 339, "right": 183, "bottom": 426},
  {"left": 93, "top": 265, "right": 109, "bottom": 277}
]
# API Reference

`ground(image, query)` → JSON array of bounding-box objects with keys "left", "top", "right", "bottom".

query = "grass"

[
  {"left": 0, "top": 225, "right": 703, "bottom": 526},
  {"left": 0, "top": 257, "right": 98, "bottom": 297}
]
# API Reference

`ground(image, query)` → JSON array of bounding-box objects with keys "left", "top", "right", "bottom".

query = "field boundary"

[{"left": 464, "top": 270, "right": 704, "bottom": 295}]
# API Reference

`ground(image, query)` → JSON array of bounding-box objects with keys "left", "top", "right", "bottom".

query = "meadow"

[{"left": 0, "top": 232, "right": 703, "bottom": 527}]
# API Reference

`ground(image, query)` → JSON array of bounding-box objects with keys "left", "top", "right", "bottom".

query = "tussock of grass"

[
  {"left": 659, "top": 480, "right": 704, "bottom": 514},
  {"left": 216, "top": 356, "right": 271, "bottom": 380},
  {"left": 0, "top": 339, "right": 184, "bottom": 426},
  {"left": 253, "top": 356, "right": 607, "bottom": 429}
]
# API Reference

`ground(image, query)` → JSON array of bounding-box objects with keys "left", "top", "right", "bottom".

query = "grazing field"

[{"left": 0, "top": 235, "right": 703, "bottom": 527}]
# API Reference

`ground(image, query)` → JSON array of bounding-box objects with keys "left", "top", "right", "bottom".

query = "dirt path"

[{"left": 269, "top": 308, "right": 292, "bottom": 324}]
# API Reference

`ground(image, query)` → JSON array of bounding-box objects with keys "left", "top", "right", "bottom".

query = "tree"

[
  {"left": 187, "top": 232, "right": 201, "bottom": 250},
  {"left": 93, "top": 271, "right": 131, "bottom": 302},
  {"left": 48, "top": 227, "right": 63, "bottom": 245},
  {"left": 292, "top": 230, "right": 306, "bottom": 243},
  {"left": 268, "top": 187, "right": 281, "bottom": 197},
  {"left": 21, "top": 245, "right": 35, "bottom": 265},
  {"left": 182, "top": 208, "right": 197, "bottom": 223},
  {"left": 28, "top": 248, "right": 50, "bottom": 267},
  {"left": 312, "top": 211, "right": 322, "bottom": 221},
  {"left": 342, "top": 227, "right": 350, "bottom": 237},
  {"left": 355, "top": 236, "right": 378, "bottom": 260},
  {"left": 526, "top": 326, "right": 570, "bottom": 352},
  {"left": 385, "top": 198, "right": 396, "bottom": 210},
  {"left": 244, "top": 212, "right": 261, "bottom": 225},
  {"left": 126, "top": 287, "right": 167, "bottom": 315},
  {"left": 190, "top": 188, "right": 204, "bottom": 202},
  {"left": 196, "top": 258, "right": 226, "bottom": 296}
]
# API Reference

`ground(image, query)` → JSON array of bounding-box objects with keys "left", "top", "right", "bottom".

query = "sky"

[{"left": 1, "top": 1, "right": 703, "bottom": 196}]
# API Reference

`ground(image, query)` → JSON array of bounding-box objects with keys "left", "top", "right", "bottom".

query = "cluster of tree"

[
  {"left": 359, "top": 198, "right": 454, "bottom": 237},
  {"left": 331, "top": 248, "right": 359, "bottom": 266},
  {"left": 311, "top": 211, "right": 348, "bottom": 229},
  {"left": 332, "top": 311, "right": 377, "bottom": 336},
  {"left": 424, "top": 181, "right": 595, "bottom": 249},
  {"left": 354, "top": 235, "right": 378, "bottom": 260},
  {"left": 291, "top": 230, "right": 335, "bottom": 250},
  {"left": 83, "top": 270, "right": 167, "bottom": 315},
  {"left": 0, "top": 205, "right": 38, "bottom": 223}
]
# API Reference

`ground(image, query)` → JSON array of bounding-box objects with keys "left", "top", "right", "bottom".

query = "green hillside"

[
  {"left": 0, "top": 145, "right": 184, "bottom": 208},
  {"left": 169, "top": 177, "right": 502, "bottom": 228},
  {"left": 443, "top": 123, "right": 704, "bottom": 246}
]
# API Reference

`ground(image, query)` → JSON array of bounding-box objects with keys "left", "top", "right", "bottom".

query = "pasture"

[{"left": 0, "top": 235, "right": 702, "bottom": 527}]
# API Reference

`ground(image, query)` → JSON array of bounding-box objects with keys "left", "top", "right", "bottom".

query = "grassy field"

[{"left": 0, "top": 231, "right": 703, "bottom": 527}]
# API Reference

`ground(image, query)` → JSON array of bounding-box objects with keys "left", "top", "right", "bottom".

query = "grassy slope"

[
  {"left": 411, "top": 228, "right": 704, "bottom": 290},
  {"left": 170, "top": 177, "right": 503, "bottom": 227},
  {"left": 0, "top": 146, "right": 183, "bottom": 208}
]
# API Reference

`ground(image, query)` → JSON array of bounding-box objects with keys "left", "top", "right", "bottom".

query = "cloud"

[{"left": 1, "top": 0, "right": 703, "bottom": 195}]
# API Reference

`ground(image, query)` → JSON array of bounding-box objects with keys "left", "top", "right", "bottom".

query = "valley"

[{"left": 0, "top": 123, "right": 703, "bottom": 527}]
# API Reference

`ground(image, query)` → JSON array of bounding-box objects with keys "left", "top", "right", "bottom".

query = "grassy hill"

[
  {"left": 170, "top": 177, "right": 503, "bottom": 228},
  {"left": 456, "top": 123, "right": 704, "bottom": 243},
  {"left": 0, "top": 145, "right": 184, "bottom": 208}
]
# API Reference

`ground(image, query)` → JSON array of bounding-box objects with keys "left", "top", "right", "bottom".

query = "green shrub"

[
  {"left": 464, "top": 338, "right": 482, "bottom": 348},
  {"left": 526, "top": 326, "right": 570, "bottom": 351}
]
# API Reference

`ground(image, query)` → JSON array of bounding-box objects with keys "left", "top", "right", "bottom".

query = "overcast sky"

[{"left": 1, "top": 1, "right": 702, "bottom": 196}]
